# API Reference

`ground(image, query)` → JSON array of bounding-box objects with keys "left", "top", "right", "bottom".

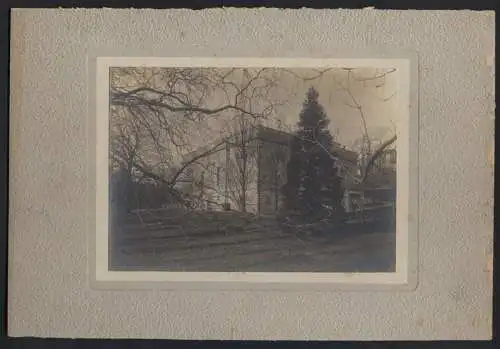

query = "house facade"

[{"left": 175, "top": 125, "right": 360, "bottom": 216}]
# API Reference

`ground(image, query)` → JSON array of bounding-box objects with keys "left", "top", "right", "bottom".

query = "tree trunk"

[
  {"left": 224, "top": 141, "right": 230, "bottom": 209},
  {"left": 241, "top": 146, "right": 247, "bottom": 213}
]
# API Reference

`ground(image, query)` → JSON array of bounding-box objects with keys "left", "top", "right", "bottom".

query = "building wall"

[
  {"left": 256, "top": 138, "right": 290, "bottom": 215},
  {"left": 177, "top": 126, "right": 361, "bottom": 216},
  {"left": 177, "top": 137, "right": 260, "bottom": 213}
]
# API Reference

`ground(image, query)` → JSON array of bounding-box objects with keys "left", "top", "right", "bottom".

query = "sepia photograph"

[{"left": 95, "top": 57, "right": 412, "bottom": 282}]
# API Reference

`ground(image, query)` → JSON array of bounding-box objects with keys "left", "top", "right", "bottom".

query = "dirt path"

[{"left": 109, "top": 212, "right": 396, "bottom": 272}]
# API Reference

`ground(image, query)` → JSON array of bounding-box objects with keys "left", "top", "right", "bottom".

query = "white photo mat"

[
  {"left": 91, "top": 56, "right": 417, "bottom": 289},
  {"left": 9, "top": 9, "right": 494, "bottom": 340}
]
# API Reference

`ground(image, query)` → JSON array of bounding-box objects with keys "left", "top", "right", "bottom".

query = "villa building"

[{"left": 175, "top": 125, "right": 360, "bottom": 216}]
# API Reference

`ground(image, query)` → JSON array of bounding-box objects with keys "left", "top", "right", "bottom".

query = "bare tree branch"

[
  {"left": 350, "top": 68, "right": 397, "bottom": 82},
  {"left": 282, "top": 68, "right": 333, "bottom": 81},
  {"left": 169, "top": 140, "right": 227, "bottom": 186},
  {"left": 360, "top": 134, "right": 397, "bottom": 183},
  {"left": 111, "top": 87, "right": 266, "bottom": 119}
]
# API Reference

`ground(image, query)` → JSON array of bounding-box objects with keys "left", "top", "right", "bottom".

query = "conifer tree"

[{"left": 282, "top": 87, "right": 344, "bottom": 221}]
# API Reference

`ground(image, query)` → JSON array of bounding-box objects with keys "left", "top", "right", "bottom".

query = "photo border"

[{"left": 87, "top": 54, "right": 419, "bottom": 291}]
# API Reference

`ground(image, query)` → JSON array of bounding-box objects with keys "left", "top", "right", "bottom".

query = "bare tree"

[
  {"left": 182, "top": 68, "right": 283, "bottom": 213},
  {"left": 340, "top": 68, "right": 397, "bottom": 182},
  {"left": 109, "top": 66, "right": 397, "bottom": 218},
  {"left": 225, "top": 87, "right": 261, "bottom": 213},
  {"left": 109, "top": 67, "right": 283, "bottom": 211},
  {"left": 226, "top": 116, "right": 258, "bottom": 212},
  {"left": 109, "top": 106, "right": 142, "bottom": 177}
]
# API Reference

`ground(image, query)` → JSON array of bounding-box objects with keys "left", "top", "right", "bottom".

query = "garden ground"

[{"left": 109, "top": 209, "right": 396, "bottom": 273}]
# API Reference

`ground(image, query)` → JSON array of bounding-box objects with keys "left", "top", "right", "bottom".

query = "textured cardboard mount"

[{"left": 8, "top": 9, "right": 494, "bottom": 340}]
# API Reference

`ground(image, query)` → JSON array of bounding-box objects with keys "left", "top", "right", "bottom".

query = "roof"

[
  {"left": 331, "top": 143, "right": 358, "bottom": 164},
  {"left": 181, "top": 125, "right": 360, "bottom": 168},
  {"left": 256, "top": 126, "right": 359, "bottom": 165},
  {"left": 255, "top": 125, "right": 293, "bottom": 145}
]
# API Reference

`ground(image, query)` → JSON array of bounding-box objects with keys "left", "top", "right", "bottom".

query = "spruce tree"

[{"left": 282, "top": 87, "right": 344, "bottom": 222}]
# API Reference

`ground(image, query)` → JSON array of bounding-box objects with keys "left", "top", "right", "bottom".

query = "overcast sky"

[
  {"left": 260, "top": 67, "right": 399, "bottom": 149},
  {"left": 111, "top": 66, "right": 401, "bottom": 153}
]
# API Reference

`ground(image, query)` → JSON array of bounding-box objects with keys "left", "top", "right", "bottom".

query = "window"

[
  {"left": 212, "top": 162, "right": 218, "bottom": 176},
  {"left": 389, "top": 150, "right": 397, "bottom": 164}
]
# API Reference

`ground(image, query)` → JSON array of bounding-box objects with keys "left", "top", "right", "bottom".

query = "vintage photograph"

[{"left": 106, "top": 63, "right": 400, "bottom": 274}]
